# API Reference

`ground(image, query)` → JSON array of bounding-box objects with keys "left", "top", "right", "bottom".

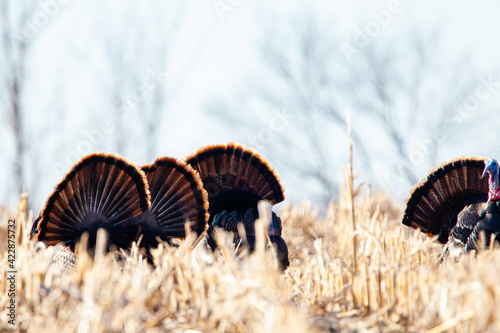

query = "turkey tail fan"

[
  {"left": 185, "top": 143, "right": 285, "bottom": 208},
  {"left": 30, "top": 153, "right": 150, "bottom": 251},
  {"left": 402, "top": 157, "right": 489, "bottom": 243},
  {"left": 139, "top": 157, "right": 209, "bottom": 248}
]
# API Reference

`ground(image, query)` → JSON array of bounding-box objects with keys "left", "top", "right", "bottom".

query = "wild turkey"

[
  {"left": 30, "top": 153, "right": 150, "bottom": 252},
  {"left": 402, "top": 157, "right": 500, "bottom": 261},
  {"left": 185, "top": 143, "right": 289, "bottom": 270},
  {"left": 135, "top": 157, "right": 209, "bottom": 252}
]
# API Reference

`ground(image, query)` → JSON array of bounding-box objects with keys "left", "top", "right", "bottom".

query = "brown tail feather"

[
  {"left": 185, "top": 143, "right": 285, "bottom": 205},
  {"left": 30, "top": 153, "right": 150, "bottom": 249},
  {"left": 402, "top": 157, "right": 489, "bottom": 243},
  {"left": 139, "top": 157, "right": 208, "bottom": 244}
]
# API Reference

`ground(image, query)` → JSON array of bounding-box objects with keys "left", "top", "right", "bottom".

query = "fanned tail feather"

[
  {"left": 185, "top": 143, "right": 285, "bottom": 207},
  {"left": 138, "top": 157, "right": 208, "bottom": 248},
  {"left": 30, "top": 153, "right": 150, "bottom": 250},
  {"left": 402, "top": 157, "right": 489, "bottom": 243}
]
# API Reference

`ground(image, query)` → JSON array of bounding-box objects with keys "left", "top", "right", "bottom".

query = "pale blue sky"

[{"left": 1, "top": 0, "right": 500, "bottom": 210}]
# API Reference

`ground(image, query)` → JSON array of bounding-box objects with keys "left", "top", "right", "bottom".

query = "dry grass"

[{"left": 1, "top": 186, "right": 500, "bottom": 332}]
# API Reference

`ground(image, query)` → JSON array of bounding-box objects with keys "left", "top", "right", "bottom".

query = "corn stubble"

[{"left": 1, "top": 186, "right": 500, "bottom": 332}]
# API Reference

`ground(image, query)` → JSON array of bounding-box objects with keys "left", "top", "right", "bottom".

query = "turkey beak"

[{"left": 482, "top": 167, "right": 488, "bottom": 178}]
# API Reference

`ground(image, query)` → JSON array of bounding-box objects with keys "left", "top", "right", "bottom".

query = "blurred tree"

[
  {"left": 0, "top": 0, "right": 45, "bottom": 203},
  {"left": 210, "top": 7, "right": 493, "bottom": 206},
  {"left": 1, "top": 1, "right": 212, "bottom": 207},
  {"left": 83, "top": 1, "right": 213, "bottom": 162}
]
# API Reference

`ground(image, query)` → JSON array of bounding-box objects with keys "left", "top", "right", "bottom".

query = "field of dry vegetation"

[{"left": 1, "top": 183, "right": 500, "bottom": 332}]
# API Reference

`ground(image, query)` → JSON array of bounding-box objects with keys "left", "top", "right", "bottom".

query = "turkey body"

[
  {"left": 402, "top": 157, "right": 500, "bottom": 261},
  {"left": 186, "top": 143, "right": 289, "bottom": 270},
  {"left": 442, "top": 198, "right": 500, "bottom": 259}
]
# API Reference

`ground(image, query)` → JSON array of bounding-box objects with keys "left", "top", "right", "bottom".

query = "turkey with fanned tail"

[
  {"left": 402, "top": 157, "right": 500, "bottom": 261},
  {"left": 135, "top": 157, "right": 209, "bottom": 253},
  {"left": 30, "top": 153, "right": 150, "bottom": 253},
  {"left": 185, "top": 143, "right": 289, "bottom": 270}
]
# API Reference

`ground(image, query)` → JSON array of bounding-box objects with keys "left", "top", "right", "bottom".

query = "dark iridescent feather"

[{"left": 208, "top": 206, "right": 289, "bottom": 270}]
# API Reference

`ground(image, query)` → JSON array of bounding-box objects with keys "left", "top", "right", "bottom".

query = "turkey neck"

[{"left": 488, "top": 168, "right": 500, "bottom": 201}]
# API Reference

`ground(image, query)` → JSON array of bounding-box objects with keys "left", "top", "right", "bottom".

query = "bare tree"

[
  {"left": 0, "top": 0, "right": 80, "bottom": 210},
  {"left": 0, "top": 0, "right": 51, "bottom": 205},
  {"left": 1, "top": 1, "right": 28, "bottom": 197},
  {"left": 80, "top": 1, "right": 214, "bottom": 162},
  {"left": 210, "top": 7, "right": 492, "bottom": 205},
  {"left": 342, "top": 32, "right": 485, "bottom": 187}
]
